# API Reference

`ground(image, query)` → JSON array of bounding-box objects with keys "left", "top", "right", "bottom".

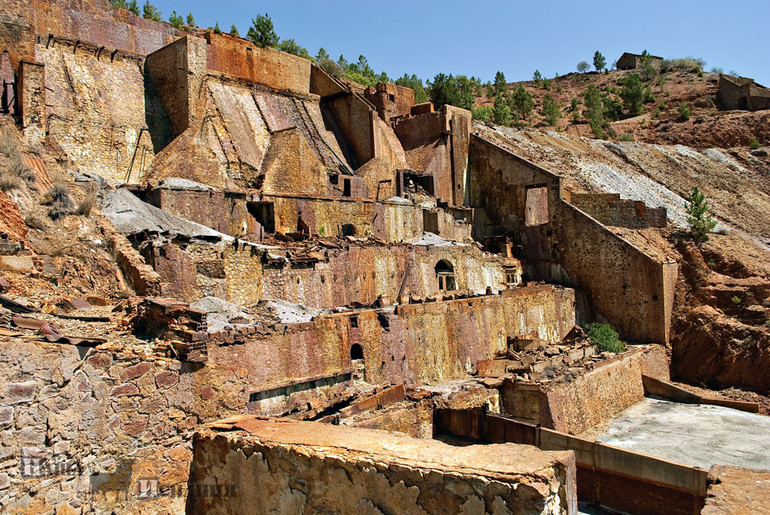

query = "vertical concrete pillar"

[{"left": 18, "top": 60, "right": 44, "bottom": 142}]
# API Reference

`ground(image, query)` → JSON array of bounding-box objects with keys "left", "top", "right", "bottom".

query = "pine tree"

[
  {"left": 509, "top": 85, "right": 534, "bottom": 121},
  {"left": 686, "top": 187, "right": 717, "bottom": 243},
  {"left": 142, "top": 1, "right": 161, "bottom": 22},
  {"left": 247, "top": 14, "right": 279, "bottom": 48},
  {"left": 593, "top": 51, "right": 606, "bottom": 71},
  {"left": 577, "top": 61, "right": 590, "bottom": 73},
  {"left": 620, "top": 74, "right": 645, "bottom": 115},
  {"left": 583, "top": 84, "right": 604, "bottom": 138},
  {"left": 186, "top": 13, "right": 195, "bottom": 27},
  {"left": 230, "top": 25, "right": 239, "bottom": 37},
  {"left": 492, "top": 93, "right": 512, "bottom": 126},
  {"left": 493, "top": 71, "right": 507, "bottom": 96},
  {"left": 542, "top": 93, "right": 561, "bottom": 126}
]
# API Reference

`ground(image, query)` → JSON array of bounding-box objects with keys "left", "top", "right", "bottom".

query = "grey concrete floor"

[{"left": 593, "top": 397, "right": 770, "bottom": 471}]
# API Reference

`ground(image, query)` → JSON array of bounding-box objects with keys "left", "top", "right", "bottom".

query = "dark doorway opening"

[
  {"left": 350, "top": 343, "right": 364, "bottom": 361},
  {"left": 247, "top": 201, "right": 275, "bottom": 233}
]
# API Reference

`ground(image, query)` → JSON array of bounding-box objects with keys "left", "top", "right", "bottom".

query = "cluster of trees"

[
  {"left": 577, "top": 51, "right": 606, "bottom": 73},
  {"left": 110, "top": 0, "right": 162, "bottom": 22}
]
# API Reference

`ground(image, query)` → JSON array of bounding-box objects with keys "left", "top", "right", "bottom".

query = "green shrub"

[
  {"left": 616, "top": 132, "right": 634, "bottom": 142},
  {"left": 620, "top": 74, "right": 646, "bottom": 115},
  {"left": 749, "top": 137, "right": 760, "bottom": 149},
  {"left": 509, "top": 85, "right": 534, "bottom": 121},
  {"left": 586, "top": 323, "right": 626, "bottom": 353},
  {"left": 168, "top": 11, "right": 183, "bottom": 28},
  {"left": 142, "top": 1, "right": 161, "bottom": 22},
  {"left": 730, "top": 295, "right": 741, "bottom": 305},
  {"left": 679, "top": 102, "right": 691, "bottom": 121},
  {"left": 471, "top": 106, "right": 491, "bottom": 122},
  {"left": 686, "top": 187, "right": 717, "bottom": 243}
]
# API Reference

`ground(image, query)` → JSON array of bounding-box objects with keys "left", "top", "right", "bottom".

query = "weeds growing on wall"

[{"left": 586, "top": 323, "right": 626, "bottom": 353}]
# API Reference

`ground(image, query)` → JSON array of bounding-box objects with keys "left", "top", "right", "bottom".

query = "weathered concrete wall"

[
  {"left": 18, "top": 59, "right": 43, "bottom": 139},
  {"left": 0, "top": 338, "right": 248, "bottom": 514},
  {"left": 435, "top": 408, "right": 708, "bottom": 515},
  {"left": 364, "top": 81, "right": 415, "bottom": 123},
  {"left": 38, "top": 40, "right": 155, "bottom": 182},
  {"left": 569, "top": 193, "right": 667, "bottom": 229},
  {"left": 145, "top": 35, "right": 206, "bottom": 141},
  {"left": 447, "top": 105, "right": 472, "bottom": 205},
  {"left": 322, "top": 92, "right": 375, "bottom": 167},
  {"left": 143, "top": 239, "right": 508, "bottom": 309},
  {"left": 188, "top": 418, "right": 576, "bottom": 515},
  {"left": 556, "top": 203, "right": 677, "bottom": 343},
  {"left": 393, "top": 106, "right": 471, "bottom": 206},
  {"left": 204, "top": 285, "right": 574, "bottom": 389},
  {"left": 369, "top": 285, "right": 575, "bottom": 385},
  {"left": 258, "top": 243, "right": 508, "bottom": 309},
  {"left": 501, "top": 347, "right": 664, "bottom": 434},
  {"left": 205, "top": 32, "right": 311, "bottom": 95},
  {"left": 468, "top": 135, "right": 561, "bottom": 247},
  {"left": 0, "top": 12, "right": 35, "bottom": 69},
  {"left": 468, "top": 135, "right": 676, "bottom": 343},
  {"left": 1, "top": 0, "right": 181, "bottom": 64},
  {"left": 717, "top": 74, "right": 770, "bottom": 111}
]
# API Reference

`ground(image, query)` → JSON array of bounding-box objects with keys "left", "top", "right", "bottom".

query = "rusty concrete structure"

[
  {"left": 3, "top": 1, "right": 763, "bottom": 515},
  {"left": 616, "top": 51, "right": 664, "bottom": 71},
  {"left": 716, "top": 74, "right": 770, "bottom": 111}
]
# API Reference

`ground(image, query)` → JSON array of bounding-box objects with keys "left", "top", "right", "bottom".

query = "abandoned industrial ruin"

[{"left": 0, "top": 1, "right": 769, "bottom": 514}]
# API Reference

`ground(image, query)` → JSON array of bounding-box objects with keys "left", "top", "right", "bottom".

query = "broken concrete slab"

[{"left": 100, "top": 188, "right": 228, "bottom": 240}]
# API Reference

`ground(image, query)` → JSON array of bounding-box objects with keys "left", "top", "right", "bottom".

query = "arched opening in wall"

[
  {"left": 435, "top": 259, "right": 456, "bottom": 291},
  {"left": 350, "top": 343, "right": 364, "bottom": 361}
]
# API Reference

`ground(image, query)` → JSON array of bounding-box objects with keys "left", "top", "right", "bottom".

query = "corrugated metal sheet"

[{"left": 21, "top": 153, "right": 53, "bottom": 191}]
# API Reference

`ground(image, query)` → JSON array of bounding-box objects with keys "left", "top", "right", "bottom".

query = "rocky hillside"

[{"left": 479, "top": 68, "right": 770, "bottom": 151}]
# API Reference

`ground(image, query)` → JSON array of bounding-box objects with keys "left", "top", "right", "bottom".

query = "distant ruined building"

[{"left": 716, "top": 74, "right": 770, "bottom": 111}]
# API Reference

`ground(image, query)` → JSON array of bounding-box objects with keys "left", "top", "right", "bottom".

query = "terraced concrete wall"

[
  {"left": 205, "top": 32, "right": 311, "bottom": 95},
  {"left": 2, "top": 0, "right": 181, "bottom": 65},
  {"left": 205, "top": 285, "right": 574, "bottom": 388},
  {"left": 501, "top": 346, "right": 667, "bottom": 434},
  {"left": 468, "top": 135, "right": 676, "bottom": 343}
]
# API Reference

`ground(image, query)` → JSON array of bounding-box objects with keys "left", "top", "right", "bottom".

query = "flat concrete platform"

[{"left": 593, "top": 398, "right": 770, "bottom": 470}]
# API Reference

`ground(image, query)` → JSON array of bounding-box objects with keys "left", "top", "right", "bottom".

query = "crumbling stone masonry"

[{"left": 187, "top": 417, "right": 577, "bottom": 515}]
